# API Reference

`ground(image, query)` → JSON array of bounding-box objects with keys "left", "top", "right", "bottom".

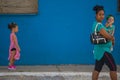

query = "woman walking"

[{"left": 92, "top": 5, "right": 117, "bottom": 80}]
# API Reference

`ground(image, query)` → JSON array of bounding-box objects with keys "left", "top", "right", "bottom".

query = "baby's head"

[
  {"left": 8, "top": 22, "right": 18, "bottom": 32},
  {"left": 106, "top": 15, "right": 114, "bottom": 24}
]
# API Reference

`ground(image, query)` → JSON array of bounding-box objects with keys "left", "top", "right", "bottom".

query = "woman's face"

[{"left": 96, "top": 10, "right": 105, "bottom": 22}]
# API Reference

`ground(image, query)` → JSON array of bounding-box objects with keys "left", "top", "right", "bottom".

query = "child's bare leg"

[{"left": 9, "top": 51, "right": 16, "bottom": 66}]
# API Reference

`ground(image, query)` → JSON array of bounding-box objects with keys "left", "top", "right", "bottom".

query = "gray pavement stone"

[
  {"left": 0, "top": 65, "right": 120, "bottom": 72},
  {"left": 0, "top": 65, "right": 120, "bottom": 80}
]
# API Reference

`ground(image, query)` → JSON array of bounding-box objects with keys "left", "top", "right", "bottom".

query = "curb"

[{"left": 0, "top": 72, "right": 120, "bottom": 77}]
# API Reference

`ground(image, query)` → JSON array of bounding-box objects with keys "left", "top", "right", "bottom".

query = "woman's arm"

[
  {"left": 99, "top": 28, "right": 114, "bottom": 41},
  {"left": 12, "top": 35, "right": 20, "bottom": 52}
]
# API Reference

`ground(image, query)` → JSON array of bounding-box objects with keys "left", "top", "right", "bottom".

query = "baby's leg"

[{"left": 111, "top": 46, "right": 113, "bottom": 51}]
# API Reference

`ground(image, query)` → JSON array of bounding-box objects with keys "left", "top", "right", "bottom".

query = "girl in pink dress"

[{"left": 8, "top": 22, "right": 20, "bottom": 70}]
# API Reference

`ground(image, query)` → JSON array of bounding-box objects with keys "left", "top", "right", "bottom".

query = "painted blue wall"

[{"left": 0, "top": 0, "right": 119, "bottom": 65}]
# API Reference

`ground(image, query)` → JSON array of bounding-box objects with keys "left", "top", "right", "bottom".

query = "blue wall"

[{"left": 0, "top": 0, "right": 119, "bottom": 65}]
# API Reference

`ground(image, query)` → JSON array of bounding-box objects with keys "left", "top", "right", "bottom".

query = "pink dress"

[{"left": 8, "top": 33, "right": 20, "bottom": 60}]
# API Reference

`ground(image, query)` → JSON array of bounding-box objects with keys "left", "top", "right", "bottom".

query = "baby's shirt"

[{"left": 106, "top": 25, "right": 115, "bottom": 36}]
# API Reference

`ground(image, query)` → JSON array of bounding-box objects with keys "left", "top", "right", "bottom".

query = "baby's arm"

[
  {"left": 12, "top": 34, "right": 20, "bottom": 52},
  {"left": 105, "top": 22, "right": 109, "bottom": 27},
  {"left": 105, "top": 21, "right": 113, "bottom": 27}
]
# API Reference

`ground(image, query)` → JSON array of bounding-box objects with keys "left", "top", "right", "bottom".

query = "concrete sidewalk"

[{"left": 0, "top": 65, "right": 120, "bottom": 80}]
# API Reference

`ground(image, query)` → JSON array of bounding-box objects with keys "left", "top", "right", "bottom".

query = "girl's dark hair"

[
  {"left": 106, "top": 14, "right": 114, "bottom": 20},
  {"left": 8, "top": 22, "right": 17, "bottom": 30},
  {"left": 93, "top": 5, "right": 104, "bottom": 14}
]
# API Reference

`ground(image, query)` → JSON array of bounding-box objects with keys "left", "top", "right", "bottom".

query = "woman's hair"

[
  {"left": 8, "top": 22, "right": 17, "bottom": 30},
  {"left": 106, "top": 14, "right": 114, "bottom": 20},
  {"left": 93, "top": 5, "right": 104, "bottom": 14}
]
